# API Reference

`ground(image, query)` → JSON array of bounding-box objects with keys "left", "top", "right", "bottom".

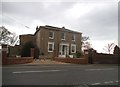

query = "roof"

[
  {"left": 34, "top": 25, "right": 82, "bottom": 35},
  {"left": 19, "top": 34, "right": 34, "bottom": 36}
]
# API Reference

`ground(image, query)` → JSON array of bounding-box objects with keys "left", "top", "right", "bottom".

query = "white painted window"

[
  {"left": 71, "top": 44, "right": 76, "bottom": 53},
  {"left": 48, "top": 42, "right": 54, "bottom": 52},
  {"left": 49, "top": 31, "right": 54, "bottom": 39},
  {"left": 61, "top": 32, "right": 65, "bottom": 40},
  {"left": 72, "top": 34, "right": 75, "bottom": 41}
]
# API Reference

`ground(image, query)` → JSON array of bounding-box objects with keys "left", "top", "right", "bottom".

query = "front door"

[
  {"left": 62, "top": 45, "right": 67, "bottom": 55},
  {"left": 59, "top": 44, "right": 69, "bottom": 57}
]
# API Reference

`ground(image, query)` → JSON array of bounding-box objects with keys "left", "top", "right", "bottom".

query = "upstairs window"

[
  {"left": 61, "top": 32, "right": 65, "bottom": 40},
  {"left": 49, "top": 31, "right": 54, "bottom": 39},
  {"left": 48, "top": 42, "right": 54, "bottom": 52},
  {"left": 72, "top": 34, "right": 75, "bottom": 41}
]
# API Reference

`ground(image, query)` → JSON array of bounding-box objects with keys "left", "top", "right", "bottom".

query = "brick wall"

[
  {"left": 9, "top": 45, "right": 21, "bottom": 57},
  {"left": 4, "top": 57, "right": 33, "bottom": 65},
  {"left": 54, "top": 58, "right": 88, "bottom": 64},
  {"left": 92, "top": 51, "right": 119, "bottom": 64},
  {"left": 53, "top": 50, "right": 88, "bottom": 64},
  {"left": 2, "top": 45, "right": 34, "bottom": 65}
]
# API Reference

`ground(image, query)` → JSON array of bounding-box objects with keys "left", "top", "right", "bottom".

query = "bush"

[
  {"left": 76, "top": 52, "right": 81, "bottom": 58},
  {"left": 21, "top": 41, "right": 34, "bottom": 57},
  {"left": 21, "top": 41, "right": 40, "bottom": 58}
]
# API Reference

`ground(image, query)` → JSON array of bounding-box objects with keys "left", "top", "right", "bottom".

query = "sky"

[{"left": 0, "top": 0, "right": 119, "bottom": 53}]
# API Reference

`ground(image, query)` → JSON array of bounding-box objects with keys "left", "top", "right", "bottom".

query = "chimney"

[
  {"left": 36, "top": 26, "right": 39, "bottom": 31},
  {"left": 62, "top": 26, "right": 65, "bottom": 29}
]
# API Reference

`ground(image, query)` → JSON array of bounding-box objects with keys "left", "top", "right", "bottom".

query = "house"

[{"left": 34, "top": 25, "right": 82, "bottom": 58}]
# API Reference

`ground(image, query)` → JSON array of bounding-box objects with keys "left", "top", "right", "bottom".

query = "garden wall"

[
  {"left": 54, "top": 58, "right": 88, "bottom": 64},
  {"left": 92, "top": 51, "right": 119, "bottom": 64},
  {"left": 2, "top": 45, "right": 34, "bottom": 65},
  {"left": 52, "top": 50, "right": 89, "bottom": 64}
]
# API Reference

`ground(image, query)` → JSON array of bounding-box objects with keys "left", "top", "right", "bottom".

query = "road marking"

[
  {"left": 91, "top": 83, "right": 101, "bottom": 85},
  {"left": 115, "top": 80, "right": 119, "bottom": 83},
  {"left": 13, "top": 70, "right": 61, "bottom": 74},
  {"left": 92, "top": 80, "right": 118, "bottom": 85},
  {"left": 104, "top": 81, "right": 113, "bottom": 84},
  {"left": 104, "top": 82, "right": 110, "bottom": 84},
  {"left": 85, "top": 68, "right": 114, "bottom": 71}
]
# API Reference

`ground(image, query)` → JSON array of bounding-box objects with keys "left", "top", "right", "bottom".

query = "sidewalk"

[{"left": 25, "top": 59, "right": 68, "bottom": 65}]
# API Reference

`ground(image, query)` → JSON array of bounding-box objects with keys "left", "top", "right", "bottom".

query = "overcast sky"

[{"left": 0, "top": 0, "right": 119, "bottom": 53}]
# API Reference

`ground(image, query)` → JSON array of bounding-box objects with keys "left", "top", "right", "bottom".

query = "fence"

[{"left": 92, "top": 50, "right": 119, "bottom": 64}]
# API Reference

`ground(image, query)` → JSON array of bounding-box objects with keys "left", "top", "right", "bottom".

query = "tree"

[
  {"left": 81, "top": 36, "right": 92, "bottom": 50},
  {"left": 0, "top": 26, "right": 18, "bottom": 46},
  {"left": 103, "top": 43, "right": 115, "bottom": 54},
  {"left": 113, "top": 45, "right": 120, "bottom": 55}
]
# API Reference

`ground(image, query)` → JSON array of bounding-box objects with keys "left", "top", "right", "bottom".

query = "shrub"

[
  {"left": 21, "top": 41, "right": 34, "bottom": 57},
  {"left": 76, "top": 52, "right": 81, "bottom": 58}
]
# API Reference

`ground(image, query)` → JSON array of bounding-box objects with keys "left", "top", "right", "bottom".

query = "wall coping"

[{"left": 7, "top": 57, "right": 33, "bottom": 59}]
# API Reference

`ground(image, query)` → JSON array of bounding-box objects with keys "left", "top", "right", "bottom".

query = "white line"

[
  {"left": 104, "top": 81, "right": 111, "bottom": 84},
  {"left": 109, "top": 81, "right": 114, "bottom": 83},
  {"left": 85, "top": 68, "right": 114, "bottom": 71},
  {"left": 115, "top": 80, "right": 119, "bottom": 83},
  {"left": 104, "top": 81, "right": 114, "bottom": 84},
  {"left": 91, "top": 83, "right": 101, "bottom": 85},
  {"left": 13, "top": 70, "right": 61, "bottom": 74}
]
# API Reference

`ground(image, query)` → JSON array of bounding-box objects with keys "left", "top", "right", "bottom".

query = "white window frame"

[
  {"left": 72, "top": 34, "right": 75, "bottom": 41},
  {"left": 61, "top": 32, "right": 65, "bottom": 40},
  {"left": 48, "top": 42, "right": 54, "bottom": 52},
  {"left": 71, "top": 44, "right": 76, "bottom": 53},
  {"left": 49, "top": 31, "right": 54, "bottom": 39}
]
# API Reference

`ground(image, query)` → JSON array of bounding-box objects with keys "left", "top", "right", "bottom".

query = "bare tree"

[
  {"left": 0, "top": 26, "right": 18, "bottom": 46},
  {"left": 81, "top": 36, "right": 92, "bottom": 50},
  {"left": 103, "top": 43, "right": 115, "bottom": 54}
]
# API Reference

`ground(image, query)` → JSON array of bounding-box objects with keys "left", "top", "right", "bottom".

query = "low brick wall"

[
  {"left": 3, "top": 57, "right": 33, "bottom": 65},
  {"left": 2, "top": 44, "right": 34, "bottom": 65},
  {"left": 54, "top": 58, "right": 88, "bottom": 64},
  {"left": 92, "top": 52, "right": 119, "bottom": 64}
]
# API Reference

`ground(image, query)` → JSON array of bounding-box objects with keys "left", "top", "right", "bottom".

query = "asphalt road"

[{"left": 2, "top": 64, "right": 119, "bottom": 86}]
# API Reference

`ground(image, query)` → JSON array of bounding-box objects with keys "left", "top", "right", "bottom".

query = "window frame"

[
  {"left": 72, "top": 34, "right": 75, "bottom": 41},
  {"left": 49, "top": 31, "right": 54, "bottom": 39},
  {"left": 71, "top": 44, "right": 76, "bottom": 53},
  {"left": 48, "top": 42, "right": 54, "bottom": 52},
  {"left": 61, "top": 32, "right": 65, "bottom": 40}
]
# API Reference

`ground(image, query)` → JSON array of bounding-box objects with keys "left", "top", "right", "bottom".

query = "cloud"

[
  {"left": 72, "top": 3, "right": 118, "bottom": 41},
  {"left": 1, "top": 1, "right": 118, "bottom": 51}
]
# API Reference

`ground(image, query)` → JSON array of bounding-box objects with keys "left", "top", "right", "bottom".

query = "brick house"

[
  {"left": 19, "top": 34, "right": 35, "bottom": 46},
  {"left": 34, "top": 25, "right": 82, "bottom": 58}
]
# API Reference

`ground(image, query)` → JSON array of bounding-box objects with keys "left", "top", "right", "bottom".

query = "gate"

[{"left": 88, "top": 48, "right": 93, "bottom": 64}]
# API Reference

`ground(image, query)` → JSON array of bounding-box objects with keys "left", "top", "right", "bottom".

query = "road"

[{"left": 2, "top": 64, "right": 119, "bottom": 86}]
